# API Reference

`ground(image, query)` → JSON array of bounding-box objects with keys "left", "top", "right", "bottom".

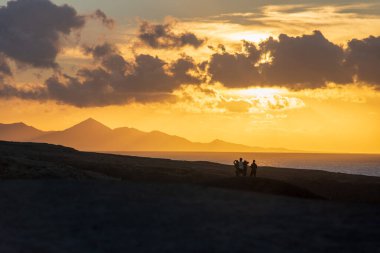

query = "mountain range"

[{"left": 0, "top": 118, "right": 291, "bottom": 152}]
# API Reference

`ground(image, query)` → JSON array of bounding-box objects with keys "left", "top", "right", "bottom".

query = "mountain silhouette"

[
  {"left": 0, "top": 122, "right": 47, "bottom": 142},
  {"left": 0, "top": 118, "right": 291, "bottom": 152},
  {"left": 34, "top": 118, "right": 113, "bottom": 151}
]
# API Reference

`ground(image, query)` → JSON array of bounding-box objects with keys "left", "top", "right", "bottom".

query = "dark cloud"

[
  {"left": 125, "top": 54, "right": 177, "bottom": 93},
  {"left": 207, "top": 41, "right": 261, "bottom": 87},
  {"left": 170, "top": 56, "right": 201, "bottom": 84},
  {"left": 138, "top": 21, "right": 205, "bottom": 49},
  {"left": 45, "top": 73, "right": 128, "bottom": 107},
  {"left": 0, "top": 43, "right": 202, "bottom": 107},
  {"left": 346, "top": 36, "right": 380, "bottom": 86},
  {"left": 0, "top": 83, "right": 47, "bottom": 101},
  {"left": 0, "top": 0, "right": 85, "bottom": 69},
  {"left": 4, "top": 26, "right": 380, "bottom": 107},
  {"left": 91, "top": 9, "right": 115, "bottom": 29},
  {"left": 0, "top": 55, "right": 12, "bottom": 77},
  {"left": 43, "top": 50, "right": 176, "bottom": 106},
  {"left": 83, "top": 43, "right": 117, "bottom": 58},
  {"left": 83, "top": 43, "right": 129, "bottom": 73},
  {"left": 259, "top": 31, "right": 352, "bottom": 88},
  {"left": 208, "top": 32, "right": 380, "bottom": 90},
  {"left": 203, "top": 31, "right": 361, "bottom": 89}
]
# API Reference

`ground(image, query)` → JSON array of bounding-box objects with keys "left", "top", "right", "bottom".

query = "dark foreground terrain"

[{"left": 0, "top": 141, "right": 379, "bottom": 252}]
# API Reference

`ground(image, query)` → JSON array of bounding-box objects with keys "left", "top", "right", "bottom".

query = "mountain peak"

[
  {"left": 10, "top": 122, "right": 27, "bottom": 127},
  {"left": 66, "top": 118, "right": 112, "bottom": 132},
  {"left": 82, "top": 117, "right": 100, "bottom": 124},
  {"left": 4, "top": 122, "right": 40, "bottom": 130},
  {"left": 210, "top": 139, "right": 227, "bottom": 144},
  {"left": 0, "top": 122, "right": 44, "bottom": 142}
]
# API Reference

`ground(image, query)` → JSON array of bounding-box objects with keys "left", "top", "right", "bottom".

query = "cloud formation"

[
  {"left": 45, "top": 46, "right": 178, "bottom": 106},
  {"left": 2, "top": 19, "right": 380, "bottom": 108},
  {"left": 0, "top": 55, "right": 12, "bottom": 77},
  {"left": 259, "top": 31, "right": 351, "bottom": 89},
  {"left": 138, "top": 21, "right": 205, "bottom": 49},
  {"left": 91, "top": 9, "right": 115, "bottom": 29},
  {"left": 204, "top": 31, "right": 380, "bottom": 90},
  {"left": 0, "top": 83, "right": 47, "bottom": 101},
  {"left": 0, "top": 43, "right": 203, "bottom": 107},
  {"left": 170, "top": 56, "right": 201, "bottom": 85},
  {"left": 174, "top": 84, "right": 305, "bottom": 114},
  {"left": 83, "top": 43, "right": 129, "bottom": 73},
  {"left": 208, "top": 41, "right": 261, "bottom": 87},
  {"left": 0, "top": 0, "right": 85, "bottom": 68},
  {"left": 346, "top": 36, "right": 380, "bottom": 86}
]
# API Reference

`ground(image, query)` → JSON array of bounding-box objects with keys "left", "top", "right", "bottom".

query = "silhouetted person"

[
  {"left": 250, "top": 160, "right": 258, "bottom": 177},
  {"left": 233, "top": 160, "right": 240, "bottom": 176},
  {"left": 234, "top": 158, "right": 249, "bottom": 176},
  {"left": 243, "top": 160, "right": 249, "bottom": 176},
  {"left": 238, "top": 158, "right": 244, "bottom": 172}
]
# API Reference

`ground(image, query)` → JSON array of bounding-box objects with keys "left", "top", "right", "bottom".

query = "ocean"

[{"left": 112, "top": 151, "right": 380, "bottom": 177}]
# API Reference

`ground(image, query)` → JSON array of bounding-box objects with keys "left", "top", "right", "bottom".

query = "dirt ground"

[
  {"left": 0, "top": 141, "right": 379, "bottom": 252},
  {"left": 0, "top": 180, "right": 379, "bottom": 253}
]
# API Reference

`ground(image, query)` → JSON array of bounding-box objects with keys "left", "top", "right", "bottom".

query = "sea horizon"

[{"left": 106, "top": 151, "right": 380, "bottom": 177}]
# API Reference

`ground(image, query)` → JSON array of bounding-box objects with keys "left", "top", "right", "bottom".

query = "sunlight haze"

[{"left": 0, "top": 0, "right": 380, "bottom": 153}]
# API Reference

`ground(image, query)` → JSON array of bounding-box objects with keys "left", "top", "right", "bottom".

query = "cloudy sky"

[{"left": 0, "top": 0, "right": 380, "bottom": 153}]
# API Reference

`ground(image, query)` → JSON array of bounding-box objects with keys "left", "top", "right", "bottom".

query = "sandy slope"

[
  {"left": 1, "top": 141, "right": 379, "bottom": 202},
  {"left": 0, "top": 141, "right": 379, "bottom": 252}
]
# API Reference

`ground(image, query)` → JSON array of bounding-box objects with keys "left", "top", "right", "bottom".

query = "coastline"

[
  {"left": 1, "top": 141, "right": 379, "bottom": 203},
  {"left": 1, "top": 141, "right": 379, "bottom": 252}
]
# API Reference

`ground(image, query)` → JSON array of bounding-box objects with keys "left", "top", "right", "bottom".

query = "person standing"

[
  {"left": 238, "top": 158, "right": 244, "bottom": 171},
  {"left": 250, "top": 160, "right": 258, "bottom": 177},
  {"left": 243, "top": 160, "right": 249, "bottom": 176}
]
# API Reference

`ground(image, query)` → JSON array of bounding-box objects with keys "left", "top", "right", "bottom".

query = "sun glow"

[
  {"left": 225, "top": 31, "right": 271, "bottom": 43},
  {"left": 222, "top": 87, "right": 287, "bottom": 98}
]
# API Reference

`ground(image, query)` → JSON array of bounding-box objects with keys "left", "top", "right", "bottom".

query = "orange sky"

[{"left": 0, "top": 0, "right": 380, "bottom": 153}]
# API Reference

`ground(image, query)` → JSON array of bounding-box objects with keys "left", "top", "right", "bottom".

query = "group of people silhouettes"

[{"left": 233, "top": 158, "right": 258, "bottom": 177}]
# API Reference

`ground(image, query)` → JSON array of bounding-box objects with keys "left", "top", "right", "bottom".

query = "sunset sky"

[{"left": 0, "top": 0, "right": 380, "bottom": 153}]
